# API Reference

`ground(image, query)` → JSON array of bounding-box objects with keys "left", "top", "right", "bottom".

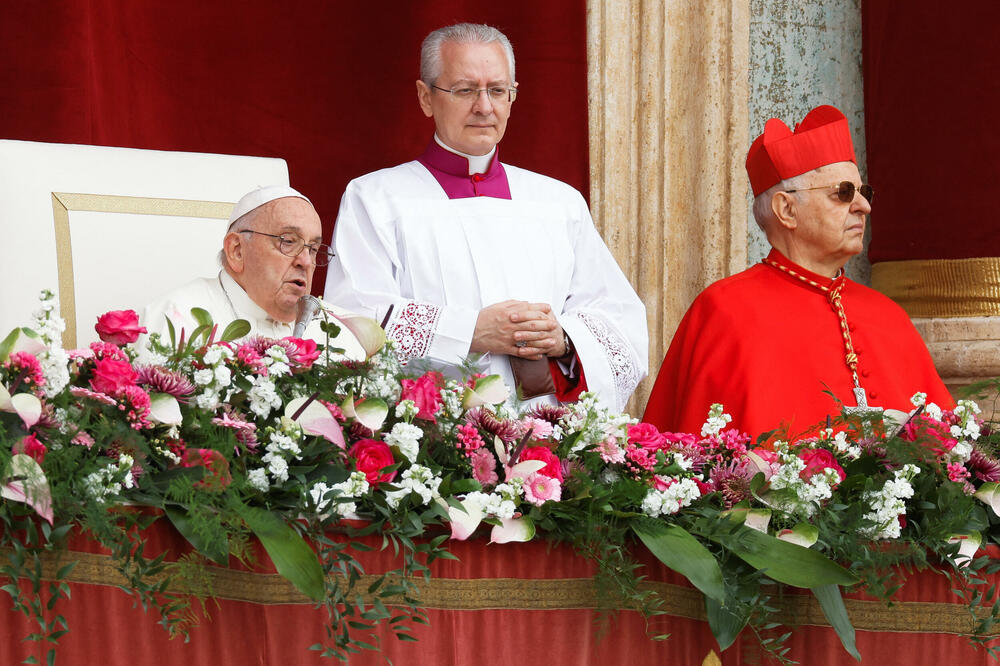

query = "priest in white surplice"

[
  {"left": 142, "top": 185, "right": 366, "bottom": 360},
  {"left": 323, "top": 23, "right": 647, "bottom": 411}
]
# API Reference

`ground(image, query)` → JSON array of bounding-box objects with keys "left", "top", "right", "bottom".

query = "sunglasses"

[{"left": 784, "top": 181, "right": 874, "bottom": 204}]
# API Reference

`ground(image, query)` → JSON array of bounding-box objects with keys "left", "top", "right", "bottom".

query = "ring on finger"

[{"left": 514, "top": 341, "right": 527, "bottom": 348}]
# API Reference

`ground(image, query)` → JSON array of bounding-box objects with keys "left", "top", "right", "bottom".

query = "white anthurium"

[
  {"left": 322, "top": 309, "right": 386, "bottom": 359},
  {"left": 354, "top": 398, "right": 388, "bottom": 432},
  {"left": 461, "top": 375, "right": 510, "bottom": 409},
  {"left": 340, "top": 391, "right": 357, "bottom": 419},
  {"left": 1, "top": 453, "right": 53, "bottom": 525},
  {"left": 947, "top": 533, "right": 983, "bottom": 568},
  {"left": 148, "top": 393, "right": 182, "bottom": 426},
  {"left": 285, "top": 396, "right": 345, "bottom": 447},
  {"left": 974, "top": 482, "right": 1000, "bottom": 518},
  {"left": 1, "top": 327, "right": 46, "bottom": 359},
  {"left": 745, "top": 451, "right": 775, "bottom": 481},
  {"left": 1, "top": 384, "right": 42, "bottom": 429},
  {"left": 493, "top": 435, "right": 508, "bottom": 467},
  {"left": 776, "top": 523, "right": 819, "bottom": 548},
  {"left": 507, "top": 459, "right": 546, "bottom": 479},
  {"left": 445, "top": 495, "right": 484, "bottom": 541},
  {"left": 724, "top": 507, "right": 772, "bottom": 534},
  {"left": 490, "top": 516, "right": 535, "bottom": 544}
]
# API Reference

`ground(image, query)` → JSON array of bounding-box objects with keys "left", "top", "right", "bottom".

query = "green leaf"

[
  {"left": 634, "top": 522, "right": 726, "bottom": 602},
  {"left": 234, "top": 503, "right": 325, "bottom": 602},
  {"left": 0, "top": 327, "right": 19, "bottom": 363},
  {"left": 710, "top": 523, "right": 858, "bottom": 588},
  {"left": 189, "top": 307, "right": 213, "bottom": 329},
  {"left": 164, "top": 507, "right": 229, "bottom": 566},
  {"left": 705, "top": 595, "right": 749, "bottom": 651},
  {"left": 220, "top": 319, "right": 251, "bottom": 342},
  {"left": 813, "top": 584, "right": 859, "bottom": 661}
]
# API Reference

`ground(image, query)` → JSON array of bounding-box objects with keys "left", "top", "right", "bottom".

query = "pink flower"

[
  {"left": 457, "top": 423, "right": 485, "bottom": 452},
  {"left": 283, "top": 337, "right": 321, "bottom": 369},
  {"left": 236, "top": 344, "right": 267, "bottom": 374},
  {"left": 117, "top": 385, "right": 152, "bottom": 430},
  {"left": 519, "top": 446, "right": 563, "bottom": 482},
  {"left": 947, "top": 462, "right": 972, "bottom": 484},
  {"left": 135, "top": 365, "right": 195, "bottom": 400},
  {"left": 470, "top": 448, "right": 499, "bottom": 487},
  {"left": 14, "top": 433, "right": 47, "bottom": 463},
  {"left": 95, "top": 310, "right": 147, "bottom": 345},
  {"left": 627, "top": 423, "right": 666, "bottom": 450},
  {"left": 519, "top": 417, "right": 554, "bottom": 441},
  {"left": 90, "top": 358, "right": 137, "bottom": 395},
  {"left": 400, "top": 371, "right": 444, "bottom": 422},
  {"left": 347, "top": 439, "right": 397, "bottom": 486},
  {"left": 182, "top": 448, "right": 232, "bottom": 491},
  {"left": 597, "top": 435, "right": 625, "bottom": 464},
  {"left": 212, "top": 409, "right": 259, "bottom": 451},
  {"left": 70, "top": 431, "right": 95, "bottom": 448},
  {"left": 798, "top": 448, "right": 846, "bottom": 484},
  {"left": 5, "top": 352, "right": 45, "bottom": 388},
  {"left": 69, "top": 385, "right": 117, "bottom": 406},
  {"left": 522, "top": 472, "right": 561, "bottom": 506},
  {"left": 89, "top": 341, "right": 129, "bottom": 361}
]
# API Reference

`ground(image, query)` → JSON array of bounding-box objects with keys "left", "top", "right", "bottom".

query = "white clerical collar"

[
  {"left": 434, "top": 134, "right": 496, "bottom": 175},
  {"left": 218, "top": 269, "right": 290, "bottom": 328}
]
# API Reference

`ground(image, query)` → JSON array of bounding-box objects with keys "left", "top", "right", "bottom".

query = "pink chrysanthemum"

[
  {"left": 465, "top": 408, "right": 520, "bottom": 443},
  {"left": 469, "top": 448, "right": 499, "bottom": 487},
  {"left": 709, "top": 458, "right": 757, "bottom": 508},
  {"left": 70, "top": 385, "right": 117, "bottom": 406},
  {"left": 5, "top": 352, "right": 46, "bottom": 388},
  {"left": 135, "top": 365, "right": 195, "bottom": 401},
  {"left": 970, "top": 448, "right": 1000, "bottom": 483},
  {"left": 522, "top": 472, "right": 561, "bottom": 506},
  {"left": 457, "top": 423, "right": 486, "bottom": 453},
  {"left": 527, "top": 403, "right": 570, "bottom": 424},
  {"left": 117, "top": 385, "right": 153, "bottom": 430}
]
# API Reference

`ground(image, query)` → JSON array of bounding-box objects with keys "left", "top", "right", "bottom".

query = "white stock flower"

[
  {"left": 247, "top": 468, "right": 269, "bottom": 491},
  {"left": 385, "top": 422, "right": 423, "bottom": 462}
]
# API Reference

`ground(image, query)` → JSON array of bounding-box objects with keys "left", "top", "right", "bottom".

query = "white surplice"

[
  {"left": 323, "top": 158, "right": 648, "bottom": 412},
  {"left": 141, "top": 270, "right": 365, "bottom": 360}
]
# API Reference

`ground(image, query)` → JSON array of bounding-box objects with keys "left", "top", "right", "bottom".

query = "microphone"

[{"left": 293, "top": 295, "right": 323, "bottom": 338}]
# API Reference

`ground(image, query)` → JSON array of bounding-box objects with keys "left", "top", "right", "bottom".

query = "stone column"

[{"left": 587, "top": 0, "right": 751, "bottom": 414}]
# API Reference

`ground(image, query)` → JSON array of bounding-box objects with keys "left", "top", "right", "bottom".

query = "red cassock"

[{"left": 644, "top": 249, "right": 953, "bottom": 439}]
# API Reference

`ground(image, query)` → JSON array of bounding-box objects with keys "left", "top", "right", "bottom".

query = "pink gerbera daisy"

[{"left": 522, "top": 472, "right": 561, "bottom": 506}]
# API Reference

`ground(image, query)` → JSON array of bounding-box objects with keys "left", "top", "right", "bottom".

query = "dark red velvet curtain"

[
  {"left": 862, "top": 2, "right": 1000, "bottom": 262},
  {"left": 0, "top": 0, "right": 589, "bottom": 289}
]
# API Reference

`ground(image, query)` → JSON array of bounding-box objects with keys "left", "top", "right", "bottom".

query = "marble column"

[{"left": 587, "top": 0, "right": 751, "bottom": 414}]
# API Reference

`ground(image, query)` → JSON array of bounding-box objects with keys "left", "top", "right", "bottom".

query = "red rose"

[
  {"left": 400, "top": 371, "right": 444, "bottom": 422},
  {"left": 95, "top": 310, "right": 147, "bottom": 345},
  {"left": 348, "top": 439, "right": 397, "bottom": 485},
  {"left": 15, "top": 434, "right": 47, "bottom": 464},
  {"left": 798, "top": 448, "right": 846, "bottom": 484},
  {"left": 283, "top": 337, "right": 321, "bottom": 369},
  {"left": 519, "top": 445, "right": 563, "bottom": 482},
  {"left": 182, "top": 448, "right": 231, "bottom": 491},
  {"left": 90, "top": 358, "right": 138, "bottom": 395},
  {"left": 626, "top": 423, "right": 666, "bottom": 450}
]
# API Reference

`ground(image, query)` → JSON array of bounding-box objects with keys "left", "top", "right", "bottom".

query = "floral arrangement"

[{"left": 3, "top": 290, "right": 1000, "bottom": 663}]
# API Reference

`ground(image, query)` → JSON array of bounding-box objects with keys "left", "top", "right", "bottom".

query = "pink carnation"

[
  {"left": 400, "top": 371, "right": 444, "bottom": 422},
  {"left": 522, "top": 472, "right": 561, "bottom": 506},
  {"left": 470, "top": 448, "right": 499, "bottom": 487}
]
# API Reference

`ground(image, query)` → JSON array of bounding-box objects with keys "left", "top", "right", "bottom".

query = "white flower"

[
  {"left": 267, "top": 431, "right": 302, "bottom": 458},
  {"left": 194, "top": 368, "right": 215, "bottom": 386},
  {"left": 641, "top": 478, "right": 701, "bottom": 517},
  {"left": 247, "top": 468, "right": 269, "bottom": 491},
  {"left": 395, "top": 400, "right": 419, "bottom": 420},
  {"left": 263, "top": 453, "right": 289, "bottom": 483},
  {"left": 700, "top": 403, "right": 732, "bottom": 437},
  {"left": 248, "top": 376, "right": 281, "bottom": 418},
  {"left": 214, "top": 365, "right": 232, "bottom": 387},
  {"left": 385, "top": 422, "right": 423, "bottom": 462}
]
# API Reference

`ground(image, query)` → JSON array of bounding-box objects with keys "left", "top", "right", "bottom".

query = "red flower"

[
  {"left": 95, "top": 310, "right": 147, "bottom": 345},
  {"left": 15, "top": 434, "right": 47, "bottom": 464},
  {"left": 283, "top": 337, "right": 321, "bottom": 369},
  {"left": 400, "top": 371, "right": 444, "bottom": 422},
  {"left": 519, "top": 446, "right": 563, "bottom": 482},
  {"left": 626, "top": 423, "right": 666, "bottom": 450},
  {"left": 348, "top": 439, "right": 397, "bottom": 485},
  {"left": 182, "top": 448, "right": 232, "bottom": 491},
  {"left": 90, "top": 358, "right": 137, "bottom": 395},
  {"left": 798, "top": 448, "right": 846, "bottom": 484}
]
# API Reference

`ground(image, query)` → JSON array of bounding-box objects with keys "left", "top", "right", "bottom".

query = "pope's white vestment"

[
  {"left": 141, "top": 270, "right": 365, "bottom": 360},
  {"left": 323, "top": 145, "right": 647, "bottom": 411}
]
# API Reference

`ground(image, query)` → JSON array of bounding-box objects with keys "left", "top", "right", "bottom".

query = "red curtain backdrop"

[
  {"left": 862, "top": 2, "right": 1000, "bottom": 263},
  {"left": 0, "top": 0, "right": 589, "bottom": 290}
]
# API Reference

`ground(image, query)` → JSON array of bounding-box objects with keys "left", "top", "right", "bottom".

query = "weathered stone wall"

[{"left": 747, "top": 0, "right": 868, "bottom": 283}]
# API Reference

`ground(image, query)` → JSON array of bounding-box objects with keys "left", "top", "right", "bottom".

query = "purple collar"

[{"left": 416, "top": 140, "right": 512, "bottom": 200}]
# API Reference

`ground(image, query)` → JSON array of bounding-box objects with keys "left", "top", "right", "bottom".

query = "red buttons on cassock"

[
  {"left": 472, "top": 174, "right": 485, "bottom": 182},
  {"left": 869, "top": 390, "right": 878, "bottom": 400},
  {"left": 848, "top": 323, "right": 856, "bottom": 332},
  {"left": 861, "top": 369, "right": 870, "bottom": 378}
]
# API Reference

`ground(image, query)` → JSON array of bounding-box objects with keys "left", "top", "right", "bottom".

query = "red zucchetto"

[{"left": 745, "top": 105, "right": 857, "bottom": 196}]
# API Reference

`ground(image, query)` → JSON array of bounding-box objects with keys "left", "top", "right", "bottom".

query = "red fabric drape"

[
  {"left": 0, "top": 0, "right": 589, "bottom": 290},
  {"left": 862, "top": 2, "right": 1000, "bottom": 262}
]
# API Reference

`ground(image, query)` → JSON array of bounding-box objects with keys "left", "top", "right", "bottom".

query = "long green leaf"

[
  {"left": 710, "top": 524, "right": 858, "bottom": 588},
  {"left": 220, "top": 319, "right": 251, "bottom": 342},
  {"left": 235, "top": 503, "right": 325, "bottom": 602},
  {"left": 164, "top": 507, "right": 229, "bottom": 565},
  {"left": 813, "top": 584, "right": 860, "bottom": 661},
  {"left": 634, "top": 522, "right": 726, "bottom": 602},
  {"left": 705, "top": 595, "right": 749, "bottom": 651}
]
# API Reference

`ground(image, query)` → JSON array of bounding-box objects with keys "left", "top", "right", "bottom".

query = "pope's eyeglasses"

[
  {"left": 430, "top": 84, "right": 518, "bottom": 104},
  {"left": 784, "top": 181, "right": 874, "bottom": 204},
  {"left": 238, "top": 230, "right": 334, "bottom": 266}
]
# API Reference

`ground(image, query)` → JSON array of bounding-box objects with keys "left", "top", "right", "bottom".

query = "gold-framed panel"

[
  {"left": 872, "top": 257, "right": 1000, "bottom": 318},
  {"left": 51, "top": 192, "right": 233, "bottom": 348}
]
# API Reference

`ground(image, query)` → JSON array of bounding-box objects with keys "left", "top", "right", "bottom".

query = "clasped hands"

[{"left": 470, "top": 300, "right": 565, "bottom": 361}]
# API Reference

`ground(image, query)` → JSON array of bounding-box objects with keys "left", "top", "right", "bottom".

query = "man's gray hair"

[
  {"left": 218, "top": 207, "right": 260, "bottom": 269},
  {"left": 750, "top": 171, "right": 813, "bottom": 231},
  {"left": 420, "top": 23, "right": 515, "bottom": 85}
]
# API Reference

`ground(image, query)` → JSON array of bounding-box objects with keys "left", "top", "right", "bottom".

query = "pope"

[{"left": 643, "top": 105, "right": 952, "bottom": 438}]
